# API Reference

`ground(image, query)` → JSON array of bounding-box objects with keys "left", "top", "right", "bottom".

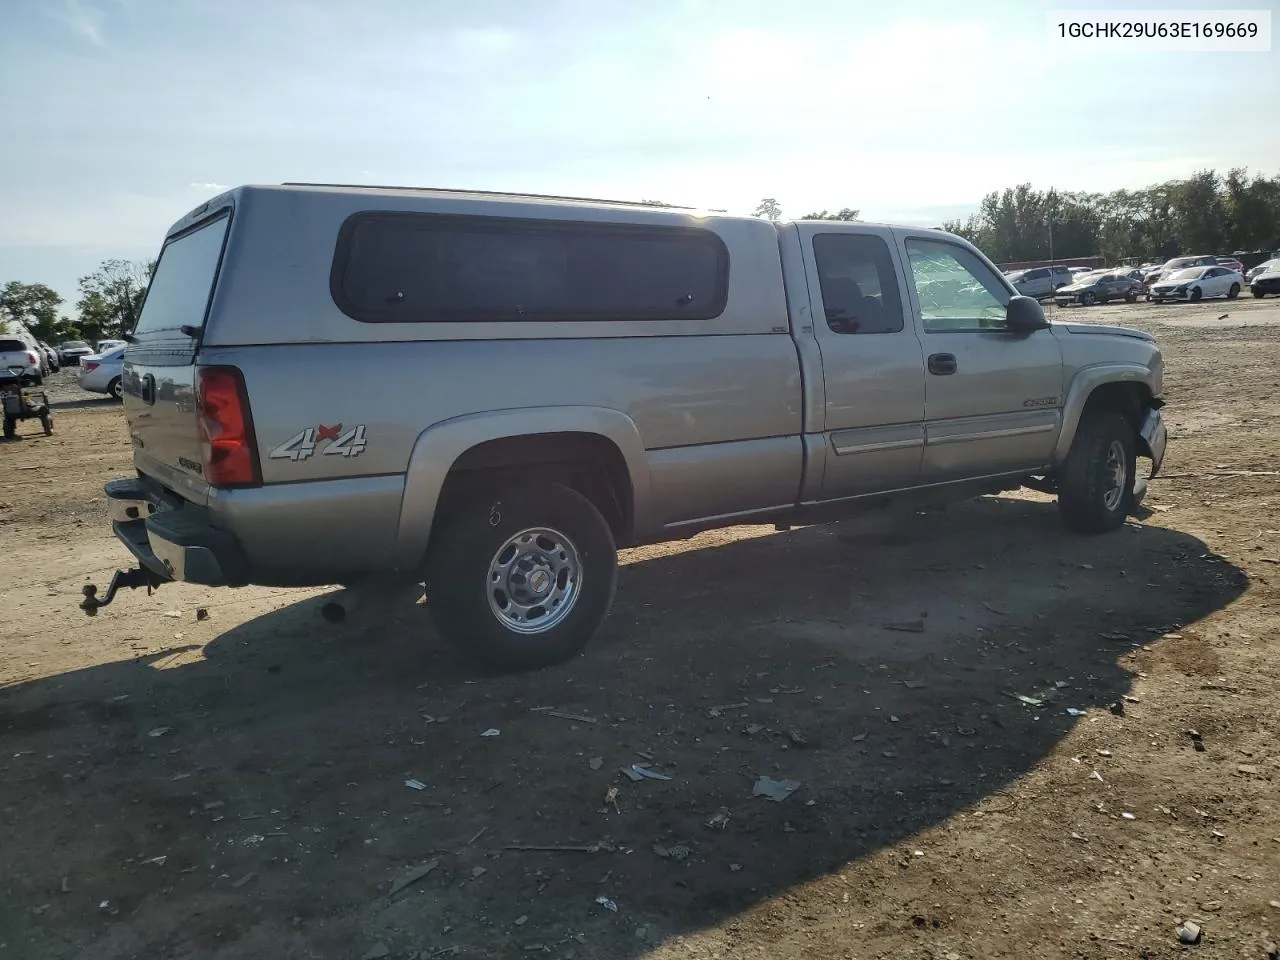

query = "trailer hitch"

[{"left": 80, "top": 567, "right": 165, "bottom": 615}]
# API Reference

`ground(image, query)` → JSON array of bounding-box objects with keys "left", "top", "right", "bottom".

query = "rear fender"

[{"left": 393, "top": 406, "right": 652, "bottom": 569}]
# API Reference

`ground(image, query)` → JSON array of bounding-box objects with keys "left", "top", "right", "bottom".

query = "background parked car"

[
  {"left": 1054, "top": 270, "right": 1142, "bottom": 306},
  {"left": 0, "top": 336, "right": 44, "bottom": 386},
  {"left": 77, "top": 346, "right": 125, "bottom": 399},
  {"left": 58, "top": 340, "right": 94, "bottom": 366},
  {"left": 1245, "top": 258, "right": 1280, "bottom": 283},
  {"left": 1006, "top": 264, "right": 1073, "bottom": 298},
  {"left": 38, "top": 342, "right": 60, "bottom": 372},
  {"left": 1148, "top": 266, "right": 1242, "bottom": 302},
  {"left": 1215, "top": 256, "right": 1245, "bottom": 277},
  {"left": 1144, "top": 254, "right": 1219, "bottom": 288},
  {"left": 94, "top": 338, "right": 126, "bottom": 354},
  {"left": 1250, "top": 262, "right": 1280, "bottom": 298}
]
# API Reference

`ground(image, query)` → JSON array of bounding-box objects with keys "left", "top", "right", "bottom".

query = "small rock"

[
  {"left": 1237, "top": 764, "right": 1261, "bottom": 775},
  {"left": 1121, "top": 812, "right": 1136, "bottom": 820},
  {"left": 588, "top": 756, "right": 603, "bottom": 770},
  {"left": 515, "top": 915, "right": 528, "bottom": 926},
  {"left": 1177, "top": 920, "right": 1202, "bottom": 944},
  {"left": 470, "top": 866, "right": 486, "bottom": 879},
  {"left": 1096, "top": 749, "right": 1112, "bottom": 757},
  {"left": 1269, "top": 899, "right": 1280, "bottom": 909},
  {"left": 361, "top": 943, "right": 391, "bottom": 960},
  {"left": 729, "top": 863, "right": 742, "bottom": 872},
  {"left": 1201, "top": 900, "right": 1222, "bottom": 911},
  {"left": 195, "top": 608, "right": 209, "bottom": 621},
  {"left": 744, "top": 723, "right": 764, "bottom": 736},
  {"left": 480, "top": 728, "right": 500, "bottom": 738},
  {"left": 147, "top": 727, "right": 171, "bottom": 738},
  {"left": 1108, "top": 701, "right": 1125, "bottom": 716},
  {"left": 667, "top": 844, "right": 690, "bottom": 861}
]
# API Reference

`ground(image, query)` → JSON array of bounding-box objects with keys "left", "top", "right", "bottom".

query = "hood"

[
  {"left": 1057, "top": 322, "right": 1155, "bottom": 342},
  {"left": 1057, "top": 279, "right": 1098, "bottom": 293},
  {"left": 1255, "top": 269, "right": 1280, "bottom": 282},
  {"left": 1151, "top": 275, "right": 1196, "bottom": 287}
]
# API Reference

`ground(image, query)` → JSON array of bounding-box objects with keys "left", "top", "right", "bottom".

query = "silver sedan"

[{"left": 77, "top": 347, "right": 125, "bottom": 400}]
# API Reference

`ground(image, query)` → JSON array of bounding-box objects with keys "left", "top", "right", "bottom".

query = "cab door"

[{"left": 794, "top": 224, "right": 926, "bottom": 499}]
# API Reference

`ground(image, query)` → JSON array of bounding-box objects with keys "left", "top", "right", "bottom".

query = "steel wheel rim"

[
  {"left": 486, "top": 526, "right": 582, "bottom": 634},
  {"left": 1102, "top": 440, "right": 1127, "bottom": 511},
  {"left": 111, "top": 380, "right": 123, "bottom": 399}
]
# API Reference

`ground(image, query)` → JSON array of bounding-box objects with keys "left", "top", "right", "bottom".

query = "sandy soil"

[{"left": 1, "top": 297, "right": 1278, "bottom": 960}]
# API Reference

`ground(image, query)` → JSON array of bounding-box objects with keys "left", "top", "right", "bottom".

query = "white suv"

[{"left": 1007, "top": 265, "right": 1073, "bottom": 299}]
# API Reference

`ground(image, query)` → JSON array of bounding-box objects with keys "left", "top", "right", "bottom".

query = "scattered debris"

[
  {"left": 361, "top": 943, "right": 391, "bottom": 960},
  {"left": 1014, "top": 695, "right": 1044, "bottom": 708},
  {"left": 744, "top": 723, "right": 764, "bottom": 736},
  {"left": 162, "top": 610, "right": 182, "bottom": 618},
  {"left": 404, "top": 779, "right": 427, "bottom": 791},
  {"left": 1096, "top": 749, "right": 1112, "bottom": 757},
  {"left": 603, "top": 787, "right": 620, "bottom": 812},
  {"left": 147, "top": 727, "right": 171, "bottom": 738},
  {"left": 1237, "top": 764, "right": 1261, "bottom": 776},
  {"left": 1121, "top": 812, "right": 1136, "bottom": 820},
  {"left": 955, "top": 726, "right": 976, "bottom": 736},
  {"left": 752, "top": 776, "right": 801, "bottom": 802},
  {"left": 786, "top": 729, "right": 810, "bottom": 748},
  {"left": 481, "top": 728, "right": 501, "bottom": 738},
  {"left": 1177, "top": 920, "right": 1202, "bottom": 944},
  {"left": 1108, "top": 701, "right": 1125, "bottom": 716},
  {"left": 595, "top": 895, "right": 618, "bottom": 913},
  {"left": 1122, "top": 695, "right": 1141, "bottom": 703},
  {"left": 1100, "top": 632, "right": 1131, "bottom": 642},
  {"left": 1188, "top": 730, "right": 1206, "bottom": 752},
  {"left": 629, "top": 764, "right": 672, "bottom": 781},
  {"left": 195, "top": 608, "right": 209, "bottom": 621},
  {"left": 467, "top": 827, "right": 487, "bottom": 846},
  {"left": 389, "top": 860, "right": 440, "bottom": 896},
  {"left": 653, "top": 843, "right": 690, "bottom": 861},
  {"left": 515, "top": 914, "right": 528, "bottom": 926},
  {"left": 882, "top": 620, "right": 925, "bottom": 633},
  {"left": 98, "top": 899, "right": 118, "bottom": 915},
  {"left": 470, "top": 866, "right": 487, "bottom": 879},
  {"left": 707, "top": 701, "right": 749, "bottom": 718},
  {"left": 729, "top": 863, "right": 742, "bottom": 872},
  {"left": 588, "top": 756, "right": 603, "bottom": 771},
  {"left": 1070, "top": 832, "right": 1088, "bottom": 842},
  {"left": 1066, "top": 708, "right": 1086, "bottom": 717},
  {"left": 852, "top": 732, "right": 869, "bottom": 742},
  {"left": 902, "top": 679, "right": 927, "bottom": 689},
  {"left": 230, "top": 873, "right": 255, "bottom": 889},
  {"left": 504, "top": 842, "right": 614, "bottom": 854},
  {"left": 141, "top": 855, "right": 167, "bottom": 866},
  {"left": 243, "top": 834, "right": 265, "bottom": 847},
  {"left": 1090, "top": 771, "right": 1105, "bottom": 782},
  {"left": 705, "top": 808, "right": 731, "bottom": 830},
  {"left": 540, "top": 710, "right": 597, "bottom": 724},
  {"left": 620, "top": 766, "right": 644, "bottom": 782}
]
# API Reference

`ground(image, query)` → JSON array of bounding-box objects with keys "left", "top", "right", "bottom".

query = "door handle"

[
  {"left": 141, "top": 374, "right": 156, "bottom": 405},
  {"left": 927, "top": 353, "right": 957, "bottom": 376}
]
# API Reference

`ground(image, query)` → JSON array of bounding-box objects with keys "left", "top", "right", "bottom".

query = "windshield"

[
  {"left": 1164, "top": 258, "right": 1199, "bottom": 269},
  {"left": 1168, "top": 268, "right": 1205, "bottom": 281},
  {"left": 62, "top": 341, "right": 88, "bottom": 349},
  {"left": 1256, "top": 259, "right": 1280, "bottom": 273}
]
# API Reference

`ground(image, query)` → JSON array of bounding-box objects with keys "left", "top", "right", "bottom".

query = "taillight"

[
  {"left": 196, "top": 366, "right": 261, "bottom": 488},
  {"left": 27, "top": 352, "right": 38, "bottom": 365},
  {"left": 82, "top": 361, "right": 100, "bottom": 372}
]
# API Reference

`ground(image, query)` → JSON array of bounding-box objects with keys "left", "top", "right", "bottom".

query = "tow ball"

[{"left": 80, "top": 567, "right": 165, "bottom": 615}]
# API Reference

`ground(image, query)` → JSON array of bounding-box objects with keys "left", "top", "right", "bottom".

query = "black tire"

[
  {"left": 1189, "top": 287, "right": 1202, "bottom": 302},
  {"left": 108, "top": 377, "right": 123, "bottom": 401},
  {"left": 32, "top": 374, "right": 43, "bottom": 387},
  {"left": 425, "top": 482, "right": 618, "bottom": 672},
  {"left": 2, "top": 416, "right": 14, "bottom": 440},
  {"left": 1124, "top": 291, "right": 1137, "bottom": 303},
  {"left": 1227, "top": 283, "right": 1240, "bottom": 299},
  {"left": 40, "top": 413, "right": 52, "bottom": 436},
  {"left": 1253, "top": 288, "right": 1265, "bottom": 298},
  {"left": 1057, "top": 411, "right": 1137, "bottom": 534},
  {"left": 1081, "top": 290, "right": 1096, "bottom": 306}
]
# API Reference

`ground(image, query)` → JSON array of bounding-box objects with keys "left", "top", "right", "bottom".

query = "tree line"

[
  {"left": 1, "top": 260, "right": 152, "bottom": 345},
  {"left": 941, "top": 168, "right": 1280, "bottom": 264}
]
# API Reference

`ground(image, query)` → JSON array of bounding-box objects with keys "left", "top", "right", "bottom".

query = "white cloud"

[
  {"left": 189, "top": 182, "right": 230, "bottom": 191},
  {"left": 46, "top": 0, "right": 107, "bottom": 47}
]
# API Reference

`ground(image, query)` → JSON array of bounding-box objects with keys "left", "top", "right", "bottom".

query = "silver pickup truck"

[{"left": 84, "top": 184, "right": 1167, "bottom": 671}]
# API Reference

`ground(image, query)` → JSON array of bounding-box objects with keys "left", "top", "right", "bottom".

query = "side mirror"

[{"left": 1005, "top": 295, "right": 1049, "bottom": 332}]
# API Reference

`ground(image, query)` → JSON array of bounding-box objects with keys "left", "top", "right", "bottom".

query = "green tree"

[
  {"left": 753, "top": 198, "right": 783, "bottom": 221},
  {"left": 76, "top": 259, "right": 153, "bottom": 340},
  {"left": 0, "top": 281, "right": 70, "bottom": 342},
  {"left": 801, "top": 207, "right": 860, "bottom": 221}
]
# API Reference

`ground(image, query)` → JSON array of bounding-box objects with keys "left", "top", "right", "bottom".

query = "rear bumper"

[{"left": 105, "top": 477, "right": 248, "bottom": 586}]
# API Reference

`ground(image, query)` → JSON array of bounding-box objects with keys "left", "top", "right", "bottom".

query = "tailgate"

[{"left": 124, "top": 211, "right": 232, "bottom": 504}]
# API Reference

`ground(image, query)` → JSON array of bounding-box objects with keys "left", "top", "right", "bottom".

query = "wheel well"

[
  {"left": 1081, "top": 382, "right": 1151, "bottom": 431},
  {"left": 437, "top": 432, "right": 634, "bottom": 543}
]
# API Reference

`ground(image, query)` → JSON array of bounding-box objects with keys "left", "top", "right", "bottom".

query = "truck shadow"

[{"left": 0, "top": 496, "right": 1248, "bottom": 959}]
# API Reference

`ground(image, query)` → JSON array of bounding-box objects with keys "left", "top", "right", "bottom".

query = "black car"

[{"left": 1251, "top": 269, "right": 1280, "bottom": 298}]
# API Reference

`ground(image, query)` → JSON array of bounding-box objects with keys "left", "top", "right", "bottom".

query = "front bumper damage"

[{"left": 1133, "top": 406, "right": 1168, "bottom": 505}]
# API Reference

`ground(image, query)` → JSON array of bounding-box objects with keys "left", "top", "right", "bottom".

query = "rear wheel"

[
  {"left": 425, "top": 482, "right": 618, "bottom": 672},
  {"left": 1124, "top": 290, "right": 1138, "bottom": 303},
  {"left": 1057, "top": 411, "right": 1136, "bottom": 534},
  {"left": 1227, "top": 283, "right": 1240, "bottom": 299},
  {"left": 1253, "top": 288, "right": 1265, "bottom": 298},
  {"left": 108, "top": 377, "right": 123, "bottom": 401}
]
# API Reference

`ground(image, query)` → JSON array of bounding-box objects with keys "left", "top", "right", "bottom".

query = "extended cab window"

[
  {"left": 812, "top": 233, "right": 904, "bottom": 334},
  {"left": 904, "top": 239, "right": 1010, "bottom": 333},
  {"left": 333, "top": 213, "right": 729, "bottom": 323}
]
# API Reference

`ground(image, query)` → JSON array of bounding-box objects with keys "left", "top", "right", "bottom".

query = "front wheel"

[
  {"left": 1253, "top": 288, "right": 1265, "bottom": 298},
  {"left": 1125, "top": 290, "right": 1138, "bottom": 303},
  {"left": 1227, "top": 283, "right": 1240, "bottom": 299},
  {"left": 1057, "top": 411, "right": 1137, "bottom": 534},
  {"left": 1080, "top": 291, "right": 1096, "bottom": 306},
  {"left": 1189, "top": 287, "right": 1202, "bottom": 302},
  {"left": 425, "top": 482, "right": 618, "bottom": 672},
  {"left": 108, "top": 377, "right": 123, "bottom": 401}
]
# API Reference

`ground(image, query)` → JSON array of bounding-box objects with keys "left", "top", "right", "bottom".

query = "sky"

[{"left": 1, "top": 0, "right": 1277, "bottom": 310}]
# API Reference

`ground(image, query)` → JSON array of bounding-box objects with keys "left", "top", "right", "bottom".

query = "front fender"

[
  {"left": 392, "top": 406, "right": 653, "bottom": 569},
  {"left": 1052, "top": 363, "right": 1157, "bottom": 464}
]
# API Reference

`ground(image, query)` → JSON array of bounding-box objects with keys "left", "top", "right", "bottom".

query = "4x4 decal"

[{"left": 269, "top": 424, "right": 368, "bottom": 461}]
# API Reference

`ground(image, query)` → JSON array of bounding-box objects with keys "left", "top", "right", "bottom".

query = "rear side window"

[
  {"left": 0, "top": 339, "right": 29, "bottom": 352},
  {"left": 133, "top": 213, "right": 230, "bottom": 336},
  {"left": 812, "top": 234, "right": 904, "bottom": 334},
  {"left": 332, "top": 213, "right": 729, "bottom": 323}
]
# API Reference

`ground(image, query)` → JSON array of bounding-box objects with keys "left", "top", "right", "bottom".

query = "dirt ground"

[{"left": 2, "top": 297, "right": 1278, "bottom": 960}]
